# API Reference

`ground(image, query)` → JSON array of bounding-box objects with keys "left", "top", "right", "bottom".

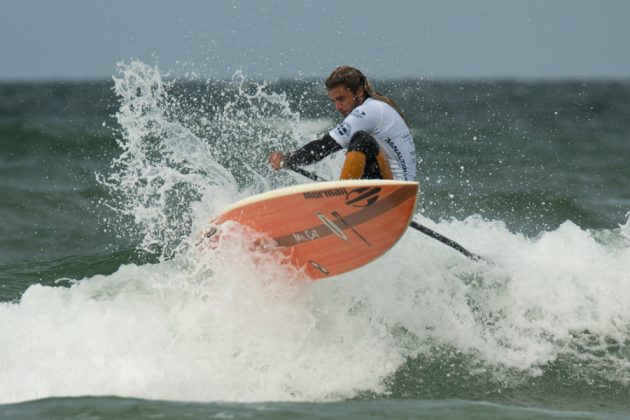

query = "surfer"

[{"left": 268, "top": 66, "right": 416, "bottom": 181}]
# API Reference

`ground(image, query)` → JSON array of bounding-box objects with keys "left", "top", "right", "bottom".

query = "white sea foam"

[
  {"left": 1, "top": 61, "right": 629, "bottom": 404},
  {"left": 1, "top": 214, "right": 629, "bottom": 404}
]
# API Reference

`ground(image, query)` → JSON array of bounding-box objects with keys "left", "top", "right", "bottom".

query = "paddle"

[{"left": 285, "top": 165, "right": 482, "bottom": 261}]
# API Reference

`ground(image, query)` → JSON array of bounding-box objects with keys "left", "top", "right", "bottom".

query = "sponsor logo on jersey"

[
  {"left": 383, "top": 136, "right": 407, "bottom": 174},
  {"left": 350, "top": 109, "right": 366, "bottom": 119},
  {"left": 334, "top": 122, "right": 352, "bottom": 138}
]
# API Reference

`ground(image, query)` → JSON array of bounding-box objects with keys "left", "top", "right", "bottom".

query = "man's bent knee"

[
  {"left": 340, "top": 131, "right": 393, "bottom": 180},
  {"left": 347, "top": 131, "right": 379, "bottom": 160}
]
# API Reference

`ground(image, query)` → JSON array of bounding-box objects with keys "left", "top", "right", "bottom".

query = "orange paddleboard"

[{"left": 205, "top": 180, "right": 419, "bottom": 280}]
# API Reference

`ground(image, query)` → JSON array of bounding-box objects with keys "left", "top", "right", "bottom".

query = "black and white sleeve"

[{"left": 283, "top": 134, "right": 342, "bottom": 167}]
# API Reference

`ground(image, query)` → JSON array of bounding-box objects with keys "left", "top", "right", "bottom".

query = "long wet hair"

[{"left": 325, "top": 66, "right": 406, "bottom": 121}]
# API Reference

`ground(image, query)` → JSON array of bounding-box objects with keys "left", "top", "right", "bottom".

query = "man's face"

[{"left": 327, "top": 85, "right": 365, "bottom": 118}]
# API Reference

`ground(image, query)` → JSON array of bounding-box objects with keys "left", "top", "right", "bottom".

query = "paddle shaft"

[
  {"left": 285, "top": 165, "right": 481, "bottom": 261},
  {"left": 288, "top": 166, "right": 328, "bottom": 182}
]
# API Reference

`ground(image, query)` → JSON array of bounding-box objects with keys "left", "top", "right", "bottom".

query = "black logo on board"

[
  {"left": 303, "top": 188, "right": 348, "bottom": 200},
  {"left": 345, "top": 187, "right": 381, "bottom": 207}
]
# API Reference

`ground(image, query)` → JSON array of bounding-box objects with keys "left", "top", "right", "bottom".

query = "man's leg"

[{"left": 340, "top": 131, "right": 393, "bottom": 180}]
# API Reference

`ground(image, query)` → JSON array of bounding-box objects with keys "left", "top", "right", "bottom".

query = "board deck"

[{"left": 205, "top": 180, "right": 419, "bottom": 280}]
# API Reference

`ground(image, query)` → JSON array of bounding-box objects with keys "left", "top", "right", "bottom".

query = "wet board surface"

[{"left": 207, "top": 180, "right": 419, "bottom": 280}]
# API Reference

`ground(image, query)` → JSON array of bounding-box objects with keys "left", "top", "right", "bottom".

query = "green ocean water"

[{"left": 1, "top": 61, "right": 629, "bottom": 418}]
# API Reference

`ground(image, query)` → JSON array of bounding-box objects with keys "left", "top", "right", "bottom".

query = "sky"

[{"left": 1, "top": 0, "right": 629, "bottom": 81}]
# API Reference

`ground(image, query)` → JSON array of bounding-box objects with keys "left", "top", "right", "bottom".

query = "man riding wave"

[{"left": 268, "top": 66, "right": 416, "bottom": 181}]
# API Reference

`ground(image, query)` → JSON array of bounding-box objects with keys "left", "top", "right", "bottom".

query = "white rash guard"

[{"left": 328, "top": 97, "right": 417, "bottom": 181}]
